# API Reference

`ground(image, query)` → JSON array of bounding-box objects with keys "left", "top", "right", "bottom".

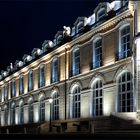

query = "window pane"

[
  {"left": 93, "top": 80, "right": 103, "bottom": 116},
  {"left": 118, "top": 72, "right": 133, "bottom": 112}
]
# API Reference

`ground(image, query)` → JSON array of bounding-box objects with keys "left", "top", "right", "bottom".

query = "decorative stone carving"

[
  {"left": 31, "top": 48, "right": 43, "bottom": 58},
  {"left": 42, "top": 40, "right": 54, "bottom": 52},
  {"left": 22, "top": 54, "right": 32, "bottom": 63},
  {"left": 63, "top": 26, "right": 71, "bottom": 37}
]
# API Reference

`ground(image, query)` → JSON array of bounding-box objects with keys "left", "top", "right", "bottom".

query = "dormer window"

[
  {"left": 97, "top": 8, "right": 106, "bottom": 21},
  {"left": 74, "top": 17, "right": 85, "bottom": 34},
  {"left": 76, "top": 22, "right": 83, "bottom": 33},
  {"left": 57, "top": 35, "right": 63, "bottom": 44},
  {"left": 55, "top": 31, "right": 63, "bottom": 45},
  {"left": 122, "top": 0, "right": 129, "bottom": 7}
]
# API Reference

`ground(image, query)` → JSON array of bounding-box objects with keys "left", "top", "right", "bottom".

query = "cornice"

[
  {"left": 69, "top": 9, "right": 133, "bottom": 46},
  {"left": 0, "top": 9, "right": 133, "bottom": 86}
]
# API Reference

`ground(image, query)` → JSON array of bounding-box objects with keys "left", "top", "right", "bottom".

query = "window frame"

[
  {"left": 72, "top": 48, "right": 80, "bottom": 76},
  {"left": 52, "top": 91, "right": 59, "bottom": 120},
  {"left": 11, "top": 80, "right": 16, "bottom": 98},
  {"left": 117, "top": 72, "right": 133, "bottom": 112},
  {"left": 28, "top": 70, "right": 34, "bottom": 92},
  {"left": 39, "top": 64, "right": 45, "bottom": 88},
  {"left": 4, "top": 106, "right": 8, "bottom": 126},
  {"left": 118, "top": 24, "right": 131, "bottom": 60},
  {"left": 97, "top": 8, "right": 106, "bottom": 21},
  {"left": 72, "top": 85, "right": 81, "bottom": 118},
  {"left": 4, "top": 84, "right": 8, "bottom": 101},
  {"left": 92, "top": 80, "right": 103, "bottom": 116},
  {"left": 28, "top": 100, "right": 34, "bottom": 123},
  {"left": 92, "top": 37, "right": 102, "bottom": 69},
  {"left": 39, "top": 97, "right": 45, "bottom": 122},
  {"left": 19, "top": 102, "right": 24, "bottom": 124},
  {"left": 19, "top": 76, "right": 24, "bottom": 95},
  {"left": 76, "top": 22, "right": 84, "bottom": 33},
  {"left": 10, "top": 103, "right": 15, "bottom": 125},
  {"left": 51, "top": 58, "right": 59, "bottom": 83}
]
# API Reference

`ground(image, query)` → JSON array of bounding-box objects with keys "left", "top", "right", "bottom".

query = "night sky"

[{"left": 0, "top": 0, "right": 112, "bottom": 71}]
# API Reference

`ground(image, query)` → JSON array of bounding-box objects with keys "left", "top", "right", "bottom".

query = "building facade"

[{"left": 0, "top": 0, "right": 140, "bottom": 134}]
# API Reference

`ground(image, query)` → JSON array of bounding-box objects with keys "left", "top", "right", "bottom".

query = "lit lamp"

[{"left": 48, "top": 98, "right": 53, "bottom": 132}]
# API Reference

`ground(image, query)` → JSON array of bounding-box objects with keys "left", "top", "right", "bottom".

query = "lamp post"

[{"left": 48, "top": 98, "right": 53, "bottom": 132}]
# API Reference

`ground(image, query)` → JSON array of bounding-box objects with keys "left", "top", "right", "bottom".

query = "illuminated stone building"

[{"left": 0, "top": 0, "right": 140, "bottom": 134}]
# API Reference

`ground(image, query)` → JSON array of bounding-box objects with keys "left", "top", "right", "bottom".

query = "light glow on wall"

[
  {"left": 34, "top": 106, "right": 39, "bottom": 123},
  {"left": 15, "top": 112, "right": 18, "bottom": 125}
]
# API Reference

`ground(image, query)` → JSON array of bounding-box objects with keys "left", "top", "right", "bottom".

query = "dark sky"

[{"left": 0, "top": 0, "right": 112, "bottom": 71}]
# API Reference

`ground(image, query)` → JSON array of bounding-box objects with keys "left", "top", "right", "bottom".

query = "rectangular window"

[
  {"left": 52, "top": 59, "right": 59, "bottom": 83},
  {"left": 28, "top": 71, "right": 33, "bottom": 92},
  {"left": 73, "top": 49, "right": 80, "bottom": 76},
  {"left": 39, "top": 65, "right": 45, "bottom": 87},
  {"left": 93, "top": 39, "right": 102, "bottom": 69},
  {"left": 19, "top": 77, "right": 24, "bottom": 95},
  {"left": 4, "top": 85, "right": 8, "bottom": 101},
  {"left": 11, "top": 81, "right": 16, "bottom": 98},
  {"left": 20, "top": 106, "right": 24, "bottom": 124},
  {"left": 119, "top": 25, "right": 130, "bottom": 60}
]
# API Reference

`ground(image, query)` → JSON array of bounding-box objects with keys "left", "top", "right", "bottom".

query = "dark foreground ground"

[{"left": 1, "top": 133, "right": 140, "bottom": 140}]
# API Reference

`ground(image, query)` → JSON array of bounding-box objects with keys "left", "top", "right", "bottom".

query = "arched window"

[
  {"left": 97, "top": 8, "right": 106, "bottom": 21},
  {"left": 39, "top": 97, "right": 45, "bottom": 122},
  {"left": 4, "top": 84, "right": 8, "bottom": 101},
  {"left": 10, "top": 103, "right": 15, "bottom": 125},
  {"left": 19, "top": 102, "right": 24, "bottom": 124},
  {"left": 19, "top": 76, "right": 24, "bottom": 95},
  {"left": 72, "top": 48, "right": 80, "bottom": 76},
  {"left": 119, "top": 25, "right": 130, "bottom": 60},
  {"left": 118, "top": 72, "right": 133, "bottom": 112},
  {"left": 51, "top": 58, "right": 59, "bottom": 83},
  {"left": 28, "top": 70, "right": 33, "bottom": 92},
  {"left": 39, "top": 64, "right": 45, "bottom": 88},
  {"left": 72, "top": 85, "right": 81, "bottom": 118},
  {"left": 11, "top": 80, "right": 16, "bottom": 98},
  {"left": 52, "top": 91, "right": 59, "bottom": 120},
  {"left": 93, "top": 80, "right": 103, "bottom": 116},
  {"left": 4, "top": 106, "right": 8, "bottom": 126},
  {"left": 92, "top": 38, "right": 102, "bottom": 69},
  {"left": 28, "top": 100, "right": 34, "bottom": 123}
]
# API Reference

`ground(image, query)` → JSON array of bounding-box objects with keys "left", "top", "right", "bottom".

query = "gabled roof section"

[{"left": 74, "top": 17, "right": 85, "bottom": 26}]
